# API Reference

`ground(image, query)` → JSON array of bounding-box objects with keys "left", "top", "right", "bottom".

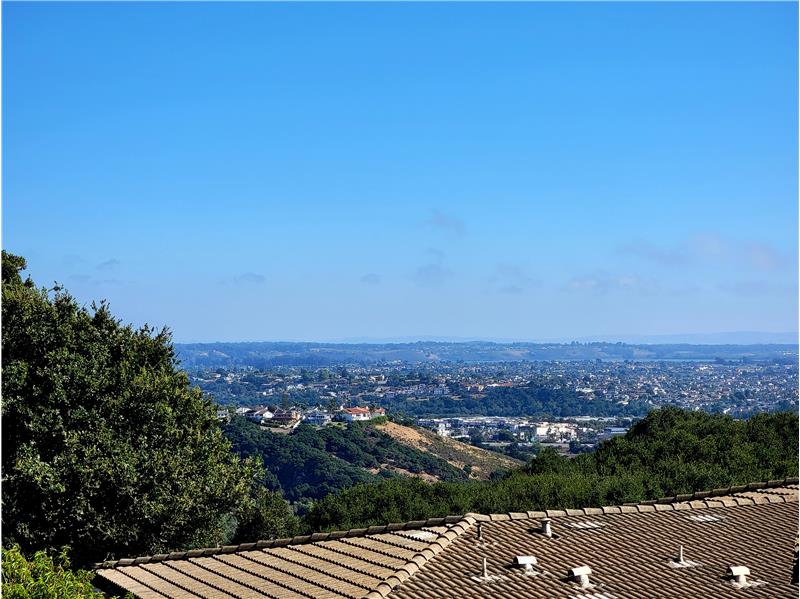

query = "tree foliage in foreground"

[
  {"left": 305, "top": 407, "right": 799, "bottom": 531},
  {"left": 0, "top": 545, "right": 120, "bottom": 599},
  {"left": 230, "top": 485, "right": 301, "bottom": 545},
  {"left": 1, "top": 252, "right": 288, "bottom": 565}
]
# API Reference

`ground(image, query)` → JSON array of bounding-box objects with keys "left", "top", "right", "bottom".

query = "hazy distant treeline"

[{"left": 175, "top": 340, "right": 797, "bottom": 368}]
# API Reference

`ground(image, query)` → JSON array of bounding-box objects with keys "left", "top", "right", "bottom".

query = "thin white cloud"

[
  {"left": 67, "top": 273, "right": 121, "bottom": 286},
  {"left": 742, "top": 242, "right": 788, "bottom": 271},
  {"left": 717, "top": 280, "right": 795, "bottom": 297},
  {"left": 413, "top": 249, "right": 452, "bottom": 287},
  {"left": 62, "top": 254, "right": 87, "bottom": 268},
  {"left": 618, "top": 241, "right": 689, "bottom": 266},
  {"left": 96, "top": 258, "right": 121, "bottom": 271},
  {"left": 424, "top": 209, "right": 465, "bottom": 236},
  {"left": 360, "top": 273, "right": 382, "bottom": 285},
  {"left": 621, "top": 233, "right": 792, "bottom": 272},
  {"left": 488, "top": 263, "right": 539, "bottom": 295},
  {"left": 234, "top": 272, "right": 266, "bottom": 285},
  {"left": 563, "top": 272, "right": 659, "bottom": 295},
  {"left": 425, "top": 247, "right": 446, "bottom": 261},
  {"left": 413, "top": 263, "right": 452, "bottom": 287}
]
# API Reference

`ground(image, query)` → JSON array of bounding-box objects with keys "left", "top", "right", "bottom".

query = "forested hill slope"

[
  {"left": 305, "top": 408, "right": 799, "bottom": 532},
  {"left": 222, "top": 418, "right": 518, "bottom": 506}
]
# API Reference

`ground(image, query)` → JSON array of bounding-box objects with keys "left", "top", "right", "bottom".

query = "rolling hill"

[{"left": 222, "top": 417, "right": 521, "bottom": 506}]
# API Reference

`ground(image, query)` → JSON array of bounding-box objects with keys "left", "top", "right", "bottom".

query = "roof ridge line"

[
  {"left": 362, "top": 515, "right": 477, "bottom": 599},
  {"left": 94, "top": 514, "right": 465, "bottom": 570},
  {"left": 460, "top": 477, "right": 800, "bottom": 523},
  {"left": 94, "top": 478, "right": 799, "bottom": 570}
]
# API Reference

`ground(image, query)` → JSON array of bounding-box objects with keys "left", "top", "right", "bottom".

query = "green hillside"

[
  {"left": 223, "top": 418, "right": 509, "bottom": 506},
  {"left": 305, "top": 408, "right": 799, "bottom": 531}
]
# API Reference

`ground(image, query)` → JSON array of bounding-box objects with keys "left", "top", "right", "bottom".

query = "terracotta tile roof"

[
  {"left": 392, "top": 481, "right": 799, "bottom": 599},
  {"left": 95, "top": 517, "right": 468, "bottom": 599},
  {"left": 95, "top": 478, "right": 799, "bottom": 599}
]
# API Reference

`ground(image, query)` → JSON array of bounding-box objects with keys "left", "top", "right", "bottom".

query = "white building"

[
  {"left": 532, "top": 422, "right": 578, "bottom": 442},
  {"left": 599, "top": 426, "right": 628, "bottom": 441},
  {"left": 341, "top": 407, "right": 386, "bottom": 422},
  {"left": 342, "top": 407, "right": 371, "bottom": 422},
  {"left": 245, "top": 407, "right": 274, "bottom": 423},
  {"left": 304, "top": 409, "right": 332, "bottom": 426}
]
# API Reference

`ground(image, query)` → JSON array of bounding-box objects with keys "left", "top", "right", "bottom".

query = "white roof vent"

[
  {"left": 515, "top": 555, "right": 538, "bottom": 575},
  {"left": 541, "top": 517, "right": 552, "bottom": 537},
  {"left": 569, "top": 565, "right": 592, "bottom": 588},
  {"left": 726, "top": 565, "right": 766, "bottom": 589},
  {"left": 728, "top": 566, "right": 750, "bottom": 588}
]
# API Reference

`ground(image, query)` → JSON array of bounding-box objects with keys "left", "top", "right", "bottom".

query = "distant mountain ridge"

[
  {"left": 334, "top": 331, "right": 798, "bottom": 345},
  {"left": 175, "top": 339, "right": 798, "bottom": 368},
  {"left": 571, "top": 331, "right": 798, "bottom": 345}
]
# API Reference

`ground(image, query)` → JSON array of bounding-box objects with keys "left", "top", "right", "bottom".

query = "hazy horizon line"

[{"left": 173, "top": 330, "right": 799, "bottom": 346}]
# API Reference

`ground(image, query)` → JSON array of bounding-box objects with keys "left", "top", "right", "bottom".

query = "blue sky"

[{"left": 4, "top": 2, "right": 797, "bottom": 343}]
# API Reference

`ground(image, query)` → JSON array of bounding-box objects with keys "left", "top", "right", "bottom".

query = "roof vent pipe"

[
  {"left": 482, "top": 557, "right": 488, "bottom": 579},
  {"left": 477, "top": 522, "right": 483, "bottom": 541},
  {"left": 541, "top": 518, "right": 552, "bottom": 538},
  {"left": 728, "top": 566, "right": 750, "bottom": 586},
  {"left": 669, "top": 544, "right": 701, "bottom": 569},
  {"left": 569, "top": 565, "right": 592, "bottom": 588}
]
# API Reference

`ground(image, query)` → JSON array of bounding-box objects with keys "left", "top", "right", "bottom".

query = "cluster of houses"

[
  {"left": 416, "top": 416, "right": 633, "bottom": 446},
  {"left": 218, "top": 405, "right": 387, "bottom": 430},
  {"left": 413, "top": 416, "right": 635, "bottom": 454},
  {"left": 417, "top": 416, "right": 582, "bottom": 443}
]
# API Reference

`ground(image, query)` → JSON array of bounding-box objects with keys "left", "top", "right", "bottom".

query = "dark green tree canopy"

[
  {"left": 305, "top": 407, "right": 798, "bottom": 532},
  {"left": 1, "top": 252, "right": 261, "bottom": 565}
]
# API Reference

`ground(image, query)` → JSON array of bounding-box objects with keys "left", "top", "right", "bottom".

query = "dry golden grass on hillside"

[{"left": 375, "top": 421, "right": 522, "bottom": 480}]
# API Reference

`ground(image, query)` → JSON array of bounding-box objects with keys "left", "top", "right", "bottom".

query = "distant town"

[
  {"left": 197, "top": 354, "right": 798, "bottom": 454},
  {"left": 225, "top": 401, "right": 631, "bottom": 455}
]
